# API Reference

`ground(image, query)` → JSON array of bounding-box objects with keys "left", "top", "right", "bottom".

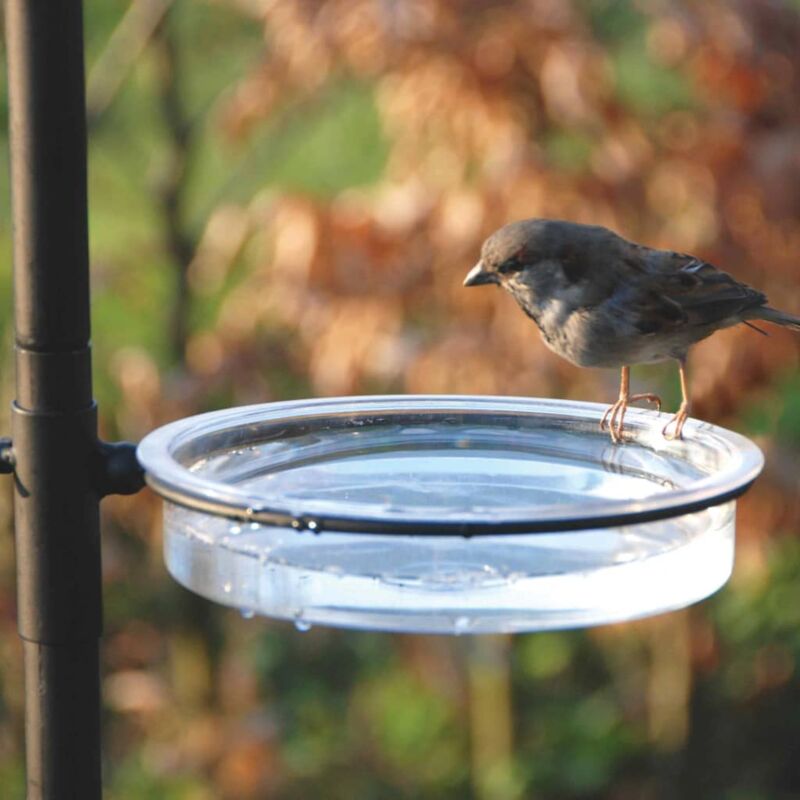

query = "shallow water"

[{"left": 149, "top": 398, "right": 755, "bottom": 633}]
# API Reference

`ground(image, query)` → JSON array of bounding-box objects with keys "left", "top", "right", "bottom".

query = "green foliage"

[
  {"left": 542, "top": 131, "right": 594, "bottom": 173},
  {"left": 585, "top": 0, "right": 647, "bottom": 45},
  {"left": 517, "top": 631, "right": 574, "bottom": 680},
  {"left": 586, "top": 0, "right": 696, "bottom": 117},
  {"left": 108, "top": 755, "right": 212, "bottom": 800},
  {"left": 740, "top": 372, "right": 800, "bottom": 443},
  {"left": 611, "top": 38, "right": 695, "bottom": 117},
  {"left": 680, "top": 538, "right": 800, "bottom": 798},
  {"left": 715, "top": 538, "right": 800, "bottom": 654},
  {"left": 0, "top": 761, "right": 25, "bottom": 800},
  {"left": 232, "top": 82, "right": 387, "bottom": 201}
]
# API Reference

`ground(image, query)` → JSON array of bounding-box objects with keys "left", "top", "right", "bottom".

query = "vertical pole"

[{"left": 5, "top": 0, "right": 102, "bottom": 797}]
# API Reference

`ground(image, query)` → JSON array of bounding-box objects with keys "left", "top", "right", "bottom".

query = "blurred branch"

[
  {"left": 152, "top": 13, "right": 224, "bottom": 707},
  {"left": 467, "top": 636, "right": 520, "bottom": 800},
  {"left": 647, "top": 611, "right": 691, "bottom": 751},
  {"left": 153, "top": 6, "right": 197, "bottom": 364},
  {"left": 86, "top": 0, "right": 174, "bottom": 125}
]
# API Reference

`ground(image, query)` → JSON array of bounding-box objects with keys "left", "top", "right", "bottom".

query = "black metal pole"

[{"left": 5, "top": 0, "right": 102, "bottom": 796}]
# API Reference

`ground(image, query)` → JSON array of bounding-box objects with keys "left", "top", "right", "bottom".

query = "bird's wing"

[{"left": 623, "top": 249, "right": 766, "bottom": 333}]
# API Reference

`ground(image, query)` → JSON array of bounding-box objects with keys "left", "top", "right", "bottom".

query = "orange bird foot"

[
  {"left": 600, "top": 393, "right": 662, "bottom": 444},
  {"left": 662, "top": 404, "right": 689, "bottom": 440}
]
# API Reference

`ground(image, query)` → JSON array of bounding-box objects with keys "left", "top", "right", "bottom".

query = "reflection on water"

[{"left": 195, "top": 419, "right": 706, "bottom": 522}]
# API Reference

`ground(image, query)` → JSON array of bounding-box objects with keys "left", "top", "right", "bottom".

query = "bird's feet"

[
  {"left": 600, "top": 393, "right": 662, "bottom": 444},
  {"left": 662, "top": 403, "right": 689, "bottom": 440}
]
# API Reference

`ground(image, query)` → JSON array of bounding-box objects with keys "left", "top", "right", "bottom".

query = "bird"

[{"left": 464, "top": 218, "right": 800, "bottom": 442}]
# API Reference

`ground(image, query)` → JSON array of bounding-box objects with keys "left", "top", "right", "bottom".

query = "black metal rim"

[
  {"left": 147, "top": 473, "right": 754, "bottom": 537},
  {"left": 138, "top": 396, "right": 765, "bottom": 537}
]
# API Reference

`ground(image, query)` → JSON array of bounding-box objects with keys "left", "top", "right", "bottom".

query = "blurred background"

[{"left": 1, "top": 0, "right": 800, "bottom": 797}]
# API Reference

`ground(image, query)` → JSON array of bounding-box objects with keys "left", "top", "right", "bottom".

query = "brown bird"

[{"left": 464, "top": 218, "right": 800, "bottom": 442}]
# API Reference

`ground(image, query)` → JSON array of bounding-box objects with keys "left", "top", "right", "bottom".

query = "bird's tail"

[{"left": 750, "top": 306, "right": 800, "bottom": 331}]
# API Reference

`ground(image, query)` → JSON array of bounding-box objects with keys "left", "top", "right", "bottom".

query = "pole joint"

[
  {"left": 94, "top": 440, "right": 145, "bottom": 497},
  {"left": 0, "top": 438, "right": 15, "bottom": 473}
]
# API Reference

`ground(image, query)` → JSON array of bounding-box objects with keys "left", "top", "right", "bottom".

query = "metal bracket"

[
  {"left": 0, "top": 437, "right": 15, "bottom": 473},
  {"left": 93, "top": 440, "right": 145, "bottom": 497},
  {"left": 0, "top": 432, "right": 144, "bottom": 497}
]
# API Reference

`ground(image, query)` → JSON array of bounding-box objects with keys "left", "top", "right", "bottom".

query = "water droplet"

[
  {"left": 223, "top": 581, "right": 232, "bottom": 594},
  {"left": 291, "top": 519, "right": 302, "bottom": 530},
  {"left": 244, "top": 507, "right": 254, "bottom": 519},
  {"left": 307, "top": 520, "right": 319, "bottom": 533},
  {"left": 240, "top": 608, "right": 255, "bottom": 620},
  {"left": 454, "top": 616, "right": 471, "bottom": 635},
  {"left": 249, "top": 522, "right": 261, "bottom": 531},
  {"left": 229, "top": 525, "right": 242, "bottom": 536},
  {"left": 294, "top": 615, "right": 312, "bottom": 632}
]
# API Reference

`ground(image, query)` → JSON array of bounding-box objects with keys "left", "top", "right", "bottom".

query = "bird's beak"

[{"left": 463, "top": 261, "right": 495, "bottom": 287}]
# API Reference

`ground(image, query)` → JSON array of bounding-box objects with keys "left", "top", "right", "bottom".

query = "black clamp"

[
  {"left": 0, "top": 433, "right": 145, "bottom": 497},
  {"left": 0, "top": 437, "right": 15, "bottom": 474},
  {"left": 93, "top": 440, "right": 145, "bottom": 497}
]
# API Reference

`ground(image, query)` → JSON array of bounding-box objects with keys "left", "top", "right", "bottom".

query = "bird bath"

[{"left": 137, "top": 395, "right": 763, "bottom": 635}]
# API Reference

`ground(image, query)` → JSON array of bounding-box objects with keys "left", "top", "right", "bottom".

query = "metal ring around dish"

[{"left": 137, "top": 395, "right": 765, "bottom": 537}]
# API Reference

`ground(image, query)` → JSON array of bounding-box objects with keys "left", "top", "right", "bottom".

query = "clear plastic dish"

[{"left": 137, "top": 396, "right": 764, "bottom": 634}]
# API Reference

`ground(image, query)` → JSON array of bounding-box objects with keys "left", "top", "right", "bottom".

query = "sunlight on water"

[{"left": 202, "top": 420, "right": 702, "bottom": 524}]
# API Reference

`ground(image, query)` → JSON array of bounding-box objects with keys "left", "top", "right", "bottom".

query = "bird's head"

[
  {"left": 464, "top": 220, "right": 540, "bottom": 288},
  {"left": 463, "top": 218, "right": 577, "bottom": 295},
  {"left": 464, "top": 218, "right": 616, "bottom": 307}
]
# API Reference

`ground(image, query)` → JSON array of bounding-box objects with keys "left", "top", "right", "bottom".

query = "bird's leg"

[
  {"left": 600, "top": 366, "right": 662, "bottom": 443},
  {"left": 600, "top": 366, "right": 631, "bottom": 444},
  {"left": 662, "top": 358, "right": 690, "bottom": 440}
]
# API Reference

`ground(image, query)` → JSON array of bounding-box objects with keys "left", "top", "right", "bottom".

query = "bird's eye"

[{"left": 498, "top": 256, "right": 523, "bottom": 274}]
